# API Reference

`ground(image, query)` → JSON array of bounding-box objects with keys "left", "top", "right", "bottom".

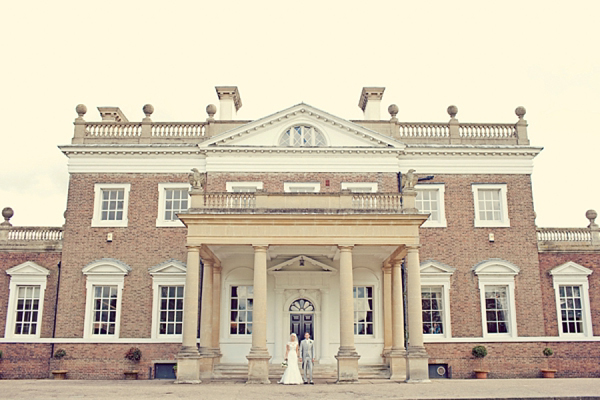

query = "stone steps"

[{"left": 211, "top": 363, "right": 389, "bottom": 382}]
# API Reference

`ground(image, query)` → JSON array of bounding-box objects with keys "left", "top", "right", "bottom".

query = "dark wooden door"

[{"left": 290, "top": 313, "right": 313, "bottom": 338}]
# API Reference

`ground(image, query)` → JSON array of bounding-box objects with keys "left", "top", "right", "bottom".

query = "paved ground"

[{"left": 1, "top": 378, "right": 600, "bottom": 400}]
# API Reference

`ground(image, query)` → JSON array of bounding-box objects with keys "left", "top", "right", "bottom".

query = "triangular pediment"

[
  {"left": 200, "top": 103, "right": 404, "bottom": 149},
  {"left": 6, "top": 261, "right": 50, "bottom": 277},
  {"left": 148, "top": 259, "right": 186, "bottom": 275},
  {"left": 268, "top": 255, "right": 336, "bottom": 272},
  {"left": 420, "top": 260, "right": 456, "bottom": 276},
  {"left": 550, "top": 261, "right": 593, "bottom": 277}
]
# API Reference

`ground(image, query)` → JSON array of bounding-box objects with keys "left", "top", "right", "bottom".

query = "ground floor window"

[
  {"left": 559, "top": 285, "right": 584, "bottom": 334},
  {"left": 14, "top": 285, "right": 41, "bottom": 335},
  {"left": 421, "top": 286, "right": 444, "bottom": 334},
  {"left": 159, "top": 286, "right": 184, "bottom": 335},
  {"left": 230, "top": 285, "right": 253, "bottom": 335},
  {"left": 353, "top": 286, "right": 373, "bottom": 335},
  {"left": 484, "top": 285, "right": 509, "bottom": 334},
  {"left": 92, "top": 285, "right": 118, "bottom": 335}
]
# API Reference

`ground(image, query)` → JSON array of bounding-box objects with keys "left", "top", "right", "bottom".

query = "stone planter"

[
  {"left": 52, "top": 370, "right": 68, "bottom": 380},
  {"left": 474, "top": 370, "right": 489, "bottom": 379},
  {"left": 124, "top": 370, "right": 139, "bottom": 380},
  {"left": 541, "top": 369, "right": 557, "bottom": 378}
]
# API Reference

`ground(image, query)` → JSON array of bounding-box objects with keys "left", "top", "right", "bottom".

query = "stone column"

[
  {"left": 405, "top": 245, "right": 429, "bottom": 382},
  {"left": 382, "top": 263, "right": 392, "bottom": 365},
  {"left": 274, "top": 289, "right": 284, "bottom": 364},
  {"left": 389, "top": 260, "right": 407, "bottom": 380},
  {"left": 320, "top": 289, "right": 332, "bottom": 364},
  {"left": 199, "top": 260, "right": 214, "bottom": 379},
  {"left": 247, "top": 245, "right": 271, "bottom": 384},
  {"left": 176, "top": 246, "right": 201, "bottom": 383},
  {"left": 212, "top": 264, "right": 222, "bottom": 362},
  {"left": 335, "top": 245, "right": 360, "bottom": 383}
]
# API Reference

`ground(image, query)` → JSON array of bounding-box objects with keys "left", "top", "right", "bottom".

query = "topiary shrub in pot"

[
  {"left": 472, "top": 345, "right": 489, "bottom": 379},
  {"left": 124, "top": 347, "right": 142, "bottom": 379},
  {"left": 541, "top": 347, "right": 557, "bottom": 378},
  {"left": 51, "top": 349, "right": 68, "bottom": 380}
]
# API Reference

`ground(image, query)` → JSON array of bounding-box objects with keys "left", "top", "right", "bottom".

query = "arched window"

[
  {"left": 289, "top": 298, "right": 315, "bottom": 312},
  {"left": 278, "top": 126, "right": 326, "bottom": 147}
]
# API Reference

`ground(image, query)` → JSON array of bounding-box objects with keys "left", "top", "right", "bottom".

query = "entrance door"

[{"left": 289, "top": 298, "right": 314, "bottom": 339}]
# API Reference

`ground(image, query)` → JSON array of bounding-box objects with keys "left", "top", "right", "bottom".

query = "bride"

[{"left": 279, "top": 333, "right": 304, "bottom": 384}]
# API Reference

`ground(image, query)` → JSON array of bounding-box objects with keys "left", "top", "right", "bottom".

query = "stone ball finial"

[
  {"left": 515, "top": 106, "right": 526, "bottom": 119},
  {"left": 143, "top": 104, "right": 154, "bottom": 117},
  {"left": 1, "top": 207, "right": 14, "bottom": 227},
  {"left": 447, "top": 105, "right": 458, "bottom": 118},
  {"left": 388, "top": 104, "right": 399, "bottom": 118},
  {"left": 206, "top": 104, "right": 217, "bottom": 118},
  {"left": 586, "top": 209, "right": 598, "bottom": 228},
  {"left": 76, "top": 104, "right": 87, "bottom": 117}
]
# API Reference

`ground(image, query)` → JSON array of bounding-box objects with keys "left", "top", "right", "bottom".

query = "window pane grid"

[
  {"left": 164, "top": 188, "right": 189, "bottom": 221},
  {"left": 159, "top": 285, "right": 184, "bottom": 335},
  {"left": 422, "top": 287, "right": 444, "bottom": 334},
  {"left": 559, "top": 285, "right": 584, "bottom": 333},
  {"left": 14, "top": 285, "right": 41, "bottom": 335},
  {"left": 416, "top": 190, "right": 440, "bottom": 221},
  {"left": 278, "top": 125, "right": 327, "bottom": 147},
  {"left": 478, "top": 189, "right": 502, "bottom": 221},
  {"left": 353, "top": 286, "right": 373, "bottom": 335},
  {"left": 230, "top": 285, "right": 253, "bottom": 335},
  {"left": 484, "top": 286, "right": 509, "bottom": 334},
  {"left": 92, "top": 285, "right": 118, "bottom": 335},
  {"left": 101, "top": 189, "right": 125, "bottom": 221}
]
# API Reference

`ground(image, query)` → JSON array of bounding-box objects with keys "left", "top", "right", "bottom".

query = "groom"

[{"left": 300, "top": 332, "right": 315, "bottom": 384}]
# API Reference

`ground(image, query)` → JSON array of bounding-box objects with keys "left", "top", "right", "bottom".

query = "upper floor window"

[
  {"left": 549, "top": 261, "right": 594, "bottom": 337},
  {"left": 284, "top": 182, "right": 320, "bottom": 193},
  {"left": 416, "top": 184, "right": 447, "bottom": 228},
  {"left": 4, "top": 261, "right": 50, "bottom": 339},
  {"left": 156, "top": 183, "right": 189, "bottom": 227},
  {"left": 472, "top": 184, "right": 510, "bottom": 227},
  {"left": 226, "top": 182, "right": 264, "bottom": 193},
  {"left": 341, "top": 182, "right": 378, "bottom": 193},
  {"left": 92, "top": 183, "right": 131, "bottom": 227},
  {"left": 278, "top": 125, "right": 327, "bottom": 147}
]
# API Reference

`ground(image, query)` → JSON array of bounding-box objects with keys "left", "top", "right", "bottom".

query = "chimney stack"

[
  {"left": 97, "top": 107, "right": 129, "bottom": 122},
  {"left": 215, "top": 86, "right": 242, "bottom": 120},
  {"left": 358, "top": 87, "right": 385, "bottom": 120}
]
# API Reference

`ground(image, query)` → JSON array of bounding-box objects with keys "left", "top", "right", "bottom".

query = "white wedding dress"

[{"left": 279, "top": 341, "right": 304, "bottom": 384}]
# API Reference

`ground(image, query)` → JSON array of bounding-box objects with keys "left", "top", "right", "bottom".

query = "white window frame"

[
  {"left": 353, "top": 285, "right": 375, "bottom": 336},
  {"left": 415, "top": 183, "right": 447, "bottom": 228},
  {"left": 156, "top": 183, "right": 190, "bottom": 227},
  {"left": 549, "top": 261, "right": 594, "bottom": 337},
  {"left": 226, "top": 182, "right": 264, "bottom": 193},
  {"left": 4, "top": 262, "right": 50, "bottom": 339},
  {"left": 92, "top": 183, "right": 131, "bottom": 227},
  {"left": 82, "top": 259, "right": 130, "bottom": 339},
  {"left": 341, "top": 182, "right": 378, "bottom": 193},
  {"left": 471, "top": 183, "right": 510, "bottom": 227},
  {"left": 473, "top": 259, "right": 519, "bottom": 338},
  {"left": 284, "top": 182, "right": 320, "bottom": 193},
  {"left": 228, "top": 284, "right": 254, "bottom": 337},
  {"left": 420, "top": 260, "right": 455, "bottom": 340},
  {"left": 149, "top": 260, "right": 187, "bottom": 340}
]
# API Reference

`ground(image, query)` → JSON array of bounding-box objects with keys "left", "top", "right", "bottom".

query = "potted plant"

[
  {"left": 541, "top": 347, "right": 557, "bottom": 378},
  {"left": 472, "top": 345, "right": 489, "bottom": 379},
  {"left": 173, "top": 364, "right": 177, "bottom": 379},
  {"left": 51, "top": 349, "right": 68, "bottom": 380},
  {"left": 124, "top": 347, "right": 142, "bottom": 379}
]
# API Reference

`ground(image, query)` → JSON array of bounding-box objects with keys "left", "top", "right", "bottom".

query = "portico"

[{"left": 176, "top": 189, "right": 430, "bottom": 383}]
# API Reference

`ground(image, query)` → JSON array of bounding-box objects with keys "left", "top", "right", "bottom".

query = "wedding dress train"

[{"left": 279, "top": 341, "right": 304, "bottom": 384}]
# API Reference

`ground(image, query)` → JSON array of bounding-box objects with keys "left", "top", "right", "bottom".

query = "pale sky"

[{"left": 1, "top": 1, "right": 598, "bottom": 228}]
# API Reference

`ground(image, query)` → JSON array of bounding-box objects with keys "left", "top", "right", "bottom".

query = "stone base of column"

[
  {"left": 335, "top": 349, "right": 360, "bottom": 383},
  {"left": 198, "top": 351, "right": 215, "bottom": 380},
  {"left": 175, "top": 351, "right": 201, "bottom": 384},
  {"left": 406, "top": 346, "right": 430, "bottom": 383},
  {"left": 211, "top": 347, "right": 222, "bottom": 364},
  {"left": 246, "top": 349, "right": 271, "bottom": 384},
  {"left": 382, "top": 346, "right": 392, "bottom": 366},
  {"left": 388, "top": 349, "right": 407, "bottom": 381}
]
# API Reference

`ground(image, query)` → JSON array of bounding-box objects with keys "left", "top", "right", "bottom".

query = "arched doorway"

[{"left": 289, "top": 298, "right": 315, "bottom": 339}]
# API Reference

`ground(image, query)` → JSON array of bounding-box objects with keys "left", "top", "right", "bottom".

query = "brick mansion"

[{"left": 0, "top": 86, "right": 599, "bottom": 382}]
